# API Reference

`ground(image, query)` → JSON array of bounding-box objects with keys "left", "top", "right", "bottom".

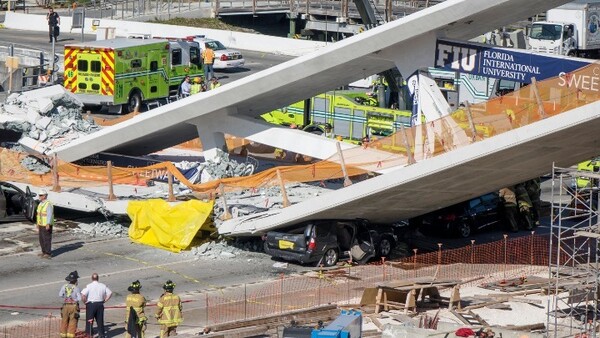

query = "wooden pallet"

[{"left": 450, "top": 310, "right": 489, "bottom": 327}]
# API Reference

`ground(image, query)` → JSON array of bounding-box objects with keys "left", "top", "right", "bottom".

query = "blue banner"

[{"left": 434, "top": 39, "right": 591, "bottom": 83}]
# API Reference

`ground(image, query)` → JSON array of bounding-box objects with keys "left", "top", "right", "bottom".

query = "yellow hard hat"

[{"left": 193, "top": 77, "right": 201, "bottom": 83}]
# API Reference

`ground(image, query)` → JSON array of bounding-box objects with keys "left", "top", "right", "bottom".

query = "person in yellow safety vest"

[
  {"left": 59, "top": 271, "right": 82, "bottom": 338},
  {"left": 190, "top": 77, "right": 204, "bottom": 95},
  {"left": 209, "top": 77, "right": 221, "bottom": 90},
  {"left": 125, "top": 280, "right": 147, "bottom": 338},
  {"left": 202, "top": 46, "right": 215, "bottom": 82},
  {"left": 36, "top": 188, "right": 54, "bottom": 259},
  {"left": 505, "top": 109, "right": 515, "bottom": 123},
  {"left": 155, "top": 280, "right": 182, "bottom": 337}
]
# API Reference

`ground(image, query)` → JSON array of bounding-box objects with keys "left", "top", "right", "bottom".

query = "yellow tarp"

[{"left": 127, "top": 199, "right": 214, "bottom": 252}]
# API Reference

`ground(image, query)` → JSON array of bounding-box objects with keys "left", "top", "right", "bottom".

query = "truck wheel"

[
  {"left": 378, "top": 237, "right": 394, "bottom": 258},
  {"left": 321, "top": 249, "right": 338, "bottom": 267},
  {"left": 125, "top": 91, "right": 142, "bottom": 114}
]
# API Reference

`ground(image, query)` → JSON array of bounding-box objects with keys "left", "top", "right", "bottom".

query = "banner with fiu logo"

[{"left": 434, "top": 39, "right": 590, "bottom": 83}]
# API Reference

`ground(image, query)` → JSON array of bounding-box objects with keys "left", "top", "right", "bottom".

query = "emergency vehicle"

[
  {"left": 63, "top": 38, "right": 203, "bottom": 114},
  {"left": 261, "top": 91, "right": 412, "bottom": 144},
  {"left": 261, "top": 91, "right": 493, "bottom": 150}
]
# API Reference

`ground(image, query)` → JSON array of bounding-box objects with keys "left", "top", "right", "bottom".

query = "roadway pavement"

[{"left": 0, "top": 215, "right": 317, "bottom": 336}]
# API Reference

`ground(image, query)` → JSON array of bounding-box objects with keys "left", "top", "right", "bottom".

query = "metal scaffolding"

[{"left": 548, "top": 164, "right": 600, "bottom": 338}]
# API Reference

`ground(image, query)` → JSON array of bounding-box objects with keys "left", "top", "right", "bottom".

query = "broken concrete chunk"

[
  {"left": 38, "top": 131, "right": 48, "bottom": 143},
  {"left": 28, "top": 129, "right": 40, "bottom": 140},
  {"left": 20, "top": 85, "right": 83, "bottom": 109},
  {"left": 19, "top": 136, "right": 50, "bottom": 156},
  {"left": 46, "top": 126, "right": 62, "bottom": 137},
  {"left": 26, "top": 108, "right": 41, "bottom": 124},
  {"left": 6, "top": 93, "right": 20, "bottom": 104},
  {"left": 20, "top": 156, "right": 51, "bottom": 174},
  {"left": 34, "top": 97, "right": 54, "bottom": 115},
  {"left": 4, "top": 104, "right": 26, "bottom": 116},
  {"left": 35, "top": 116, "right": 52, "bottom": 130},
  {"left": 220, "top": 251, "right": 236, "bottom": 258}
]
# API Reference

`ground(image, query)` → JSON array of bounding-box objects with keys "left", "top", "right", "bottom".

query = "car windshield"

[
  {"left": 204, "top": 40, "right": 227, "bottom": 51},
  {"left": 529, "top": 23, "right": 562, "bottom": 41}
]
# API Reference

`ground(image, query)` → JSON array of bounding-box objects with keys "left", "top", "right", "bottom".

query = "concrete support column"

[
  {"left": 287, "top": 12, "right": 297, "bottom": 38},
  {"left": 196, "top": 124, "right": 227, "bottom": 161},
  {"left": 189, "top": 107, "right": 237, "bottom": 161}
]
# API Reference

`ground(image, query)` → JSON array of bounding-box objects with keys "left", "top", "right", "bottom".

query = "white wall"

[{"left": 3, "top": 12, "right": 326, "bottom": 56}]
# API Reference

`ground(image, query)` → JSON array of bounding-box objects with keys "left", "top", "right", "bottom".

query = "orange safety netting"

[{"left": 2, "top": 62, "right": 600, "bottom": 194}]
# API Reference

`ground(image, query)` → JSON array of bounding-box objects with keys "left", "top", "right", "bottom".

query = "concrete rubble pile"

[
  {"left": 211, "top": 182, "right": 330, "bottom": 227},
  {"left": 189, "top": 240, "right": 245, "bottom": 259},
  {"left": 73, "top": 220, "right": 128, "bottom": 238},
  {"left": 20, "top": 155, "right": 51, "bottom": 174},
  {"left": 0, "top": 85, "right": 100, "bottom": 157},
  {"left": 173, "top": 150, "right": 255, "bottom": 184}
]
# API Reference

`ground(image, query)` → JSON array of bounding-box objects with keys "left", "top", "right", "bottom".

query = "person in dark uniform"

[
  {"left": 499, "top": 187, "right": 519, "bottom": 232},
  {"left": 46, "top": 7, "right": 60, "bottom": 43}
]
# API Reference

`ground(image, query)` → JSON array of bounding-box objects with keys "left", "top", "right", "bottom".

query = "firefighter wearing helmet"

[
  {"left": 125, "top": 280, "right": 147, "bottom": 338},
  {"left": 155, "top": 280, "right": 183, "bottom": 337},
  {"left": 59, "top": 270, "right": 81, "bottom": 338}
]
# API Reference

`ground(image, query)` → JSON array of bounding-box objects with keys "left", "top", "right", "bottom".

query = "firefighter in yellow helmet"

[
  {"left": 125, "top": 280, "right": 147, "bottom": 338},
  {"left": 59, "top": 270, "right": 81, "bottom": 338},
  {"left": 190, "top": 76, "right": 204, "bottom": 95},
  {"left": 155, "top": 280, "right": 182, "bottom": 337}
]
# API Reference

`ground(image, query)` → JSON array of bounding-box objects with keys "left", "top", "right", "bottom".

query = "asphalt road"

[{"left": 0, "top": 218, "right": 314, "bottom": 336}]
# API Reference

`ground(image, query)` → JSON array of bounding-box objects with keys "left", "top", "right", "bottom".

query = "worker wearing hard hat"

[
  {"left": 156, "top": 280, "right": 183, "bottom": 337},
  {"left": 36, "top": 188, "right": 54, "bottom": 259},
  {"left": 190, "top": 77, "right": 205, "bottom": 95},
  {"left": 209, "top": 77, "right": 221, "bottom": 91},
  {"left": 125, "top": 280, "right": 147, "bottom": 338}
]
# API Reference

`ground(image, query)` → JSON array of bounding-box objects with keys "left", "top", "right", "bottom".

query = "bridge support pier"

[
  {"left": 287, "top": 12, "right": 298, "bottom": 38},
  {"left": 196, "top": 123, "right": 228, "bottom": 162}
]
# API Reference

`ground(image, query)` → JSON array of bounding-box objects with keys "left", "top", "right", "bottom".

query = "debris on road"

[{"left": 72, "top": 221, "right": 128, "bottom": 238}]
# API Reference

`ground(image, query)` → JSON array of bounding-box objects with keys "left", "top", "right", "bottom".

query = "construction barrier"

[{"left": 0, "top": 234, "right": 551, "bottom": 336}]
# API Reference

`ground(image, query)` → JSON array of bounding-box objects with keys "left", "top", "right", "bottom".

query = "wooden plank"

[
  {"left": 207, "top": 304, "right": 337, "bottom": 332},
  {"left": 469, "top": 311, "right": 489, "bottom": 326},
  {"left": 450, "top": 310, "right": 472, "bottom": 325},
  {"left": 200, "top": 325, "right": 268, "bottom": 338},
  {"left": 360, "top": 287, "right": 379, "bottom": 306},
  {"left": 504, "top": 323, "right": 545, "bottom": 331},
  {"left": 375, "top": 288, "right": 383, "bottom": 314}
]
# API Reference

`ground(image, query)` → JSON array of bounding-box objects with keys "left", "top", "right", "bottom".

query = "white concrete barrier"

[{"left": 3, "top": 12, "right": 326, "bottom": 56}]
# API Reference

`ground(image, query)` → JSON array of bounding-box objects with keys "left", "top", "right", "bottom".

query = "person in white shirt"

[
  {"left": 81, "top": 273, "right": 112, "bottom": 338},
  {"left": 180, "top": 76, "right": 191, "bottom": 98}
]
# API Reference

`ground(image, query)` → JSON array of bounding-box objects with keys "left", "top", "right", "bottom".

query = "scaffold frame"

[{"left": 548, "top": 164, "right": 600, "bottom": 338}]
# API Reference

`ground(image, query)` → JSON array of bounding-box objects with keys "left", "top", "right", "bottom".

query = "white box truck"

[{"left": 528, "top": 0, "right": 600, "bottom": 58}]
